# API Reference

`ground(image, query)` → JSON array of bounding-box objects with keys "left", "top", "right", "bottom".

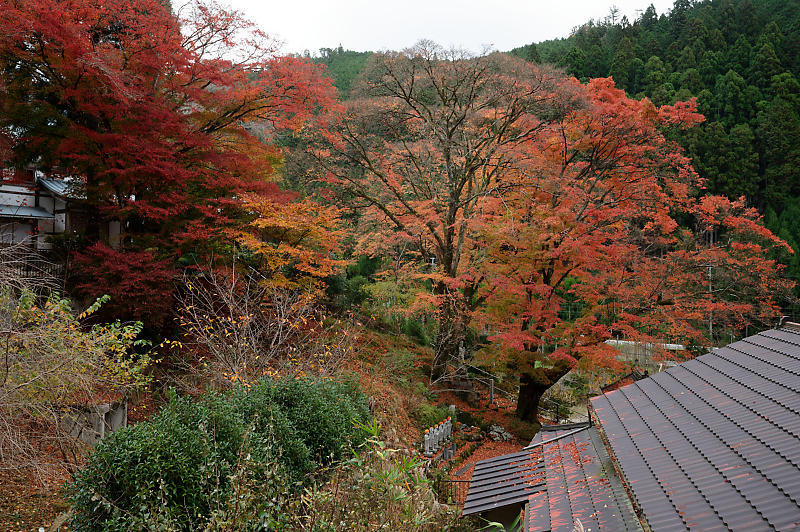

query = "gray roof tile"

[
  {"left": 0, "top": 204, "right": 53, "bottom": 219},
  {"left": 525, "top": 427, "right": 642, "bottom": 532},
  {"left": 591, "top": 326, "right": 800, "bottom": 531},
  {"left": 462, "top": 448, "right": 546, "bottom": 515}
]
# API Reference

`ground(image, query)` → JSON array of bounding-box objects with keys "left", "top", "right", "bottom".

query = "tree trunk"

[
  {"left": 83, "top": 170, "right": 102, "bottom": 243},
  {"left": 431, "top": 312, "right": 462, "bottom": 382},
  {"left": 431, "top": 293, "right": 468, "bottom": 382},
  {"left": 516, "top": 361, "right": 572, "bottom": 422},
  {"left": 516, "top": 374, "right": 550, "bottom": 422}
]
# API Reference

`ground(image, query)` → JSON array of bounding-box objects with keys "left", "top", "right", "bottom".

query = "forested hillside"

[
  {"left": 511, "top": 0, "right": 800, "bottom": 294},
  {"left": 2, "top": 0, "right": 798, "bottom": 527},
  {"left": 313, "top": 46, "right": 372, "bottom": 98}
]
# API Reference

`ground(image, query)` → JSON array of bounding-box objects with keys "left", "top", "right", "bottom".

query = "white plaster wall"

[
  {"left": 0, "top": 184, "right": 35, "bottom": 207},
  {"left": 38, "top": 195, "right": 54, "bottom": 212},
  {"left": 55, "top": 199, "right": 67, "bottom": 232}
]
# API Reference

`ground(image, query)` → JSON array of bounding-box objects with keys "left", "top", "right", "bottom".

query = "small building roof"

[
  {"left": 0, "top": 204, "right": 54, "bottom": 219},
  {"left": 462, "top": 447, "right": 546, "bottom": 516},
  {"left": 462, "top": 326, "right": 800, "bottom": 530},
  {"left": 37, "top": 175, "right": 84, "bottom": 199},
  {"left": 591, "top": 325, "right": 800, "bottom": 530}
]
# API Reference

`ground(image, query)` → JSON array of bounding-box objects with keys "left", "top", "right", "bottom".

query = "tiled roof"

[
  {"left": 0, "top": 204, "right": 54, "bottom": 219},
  {"left": 462, "top": 447, "right": 546, "bottom": 515},
  {"left": 38, "top": 176, "right": 83, "bottom": 199},
  {"left": 591, "top": 326, "right": 800, "bottom": 531},
  {"left": 525, "top": 426, "right": 642, "bottom": 532}
]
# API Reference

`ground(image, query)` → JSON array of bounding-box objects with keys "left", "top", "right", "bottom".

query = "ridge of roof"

[
  {"left": 780, "top": 321, "right": 800, "bottom": 333},
  {"left": 37, "top": 175, "right": 85, "bottom": 200}
]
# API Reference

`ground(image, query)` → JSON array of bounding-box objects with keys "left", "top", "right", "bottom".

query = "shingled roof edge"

[
  {"left": 588, "top": 400, "right": 651, "bottom": 531},
  {"left": 522, "top": 423, "right": 591, "bottom": 450}
]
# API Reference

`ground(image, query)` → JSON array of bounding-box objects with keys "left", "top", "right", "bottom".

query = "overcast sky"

[{"left": 222, "top": 0, "right": 676, "bottom": 55}]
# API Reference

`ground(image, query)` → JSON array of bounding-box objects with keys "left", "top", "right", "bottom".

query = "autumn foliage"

[
  {"left": 0, "top": 6, "right": 793, "bottom": 425},
  {"left": 304, "top": 43, "right": 793, "bottom": 420},
  {"left": 71, "top": 243, "right": 176, "bottom": 327},
  {"left": 474, "top": 77, "right": 793, "bottom": 419},
  {"left": 229, "top": 194, "right": 344, "bottom": 291},
  {"left": 0, "top": 0, "right": 338, "bottom": 325},
  {"left": 307, "top": 43, "right": 583, "bottom": 379}
]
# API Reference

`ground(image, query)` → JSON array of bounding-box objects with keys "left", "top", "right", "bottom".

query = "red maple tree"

[{"left": 0, "top": 0, "right": 337, "bottom": 326}]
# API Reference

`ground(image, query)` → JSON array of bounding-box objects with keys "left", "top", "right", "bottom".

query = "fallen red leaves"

[
  {"left": 450, "top": 441, "right": 523, "bottom": 483},
  {"left": 128, "top": 390, "right": 158, "bottom": 424},
  {"left": 0, "top": 470, "right": 68, "bottom": 532}
]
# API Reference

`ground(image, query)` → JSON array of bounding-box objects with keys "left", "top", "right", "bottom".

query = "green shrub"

[
  {"left": 227, "top": 380, "right": 314, "bottom": 485},
  {"left": 67, "top": 376, "right": 370, "bottom": 531},
  {"left": 401, "top": 317, "right": 431, "bottom": 346},
  {"left": 413, "top": 403, "right": 450, "bottom": 430},
  {"left": 294, "top": 419, "right": 470, "bottom": 530},
  {"left": 272, "top": 377, "right": 369, "bottom": 466},
  {"left": 67, "top": 391, "right": 250, "bottom": 530},
  {"left": 507, "top": 418, "right": 540, "bottom": 442},
  {"left": 379, "top": 349, "right": 416, "bottom": 376},
  {"left": 456, "top": 409, "right": 479, "bottom": 427}
]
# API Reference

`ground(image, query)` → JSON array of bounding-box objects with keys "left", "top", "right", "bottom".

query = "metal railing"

[
  {"left": 4, "top": 259, "right": 64, "bottom": 280},
  {"left": 539, "top": 397, "right": 575, "bottom": 424},
  {"left": 440, "top": 353, "right": 517, "bottom": 404},
  {"left": 433, "top": 477, "right": 470, "bottom": 506}
]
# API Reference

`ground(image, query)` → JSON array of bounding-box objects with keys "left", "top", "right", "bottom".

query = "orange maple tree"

[
  {"left": 476, "top": 78, "right": 794, "bottom": 420},
  {"left": 308, "top": 42, "right": 579, "bottom": 380},
  {"left": 229, "top": 193, "right": 344, "bottom": 291}
]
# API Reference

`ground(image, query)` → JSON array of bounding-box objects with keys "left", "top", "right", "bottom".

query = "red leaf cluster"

[
  {"left": 0, "top": 0, "right": 339, "bottom": 323},
  {"left": 72, "top": 243, "right": 175, "bottom": 328}
]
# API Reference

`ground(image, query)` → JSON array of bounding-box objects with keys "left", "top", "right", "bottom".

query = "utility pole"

[
  {"left": 708, "top": 229, "right": 714, "bottom": 342},
  {"left": 709, "top": 263, "right": 713, "bottom": 339}
]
